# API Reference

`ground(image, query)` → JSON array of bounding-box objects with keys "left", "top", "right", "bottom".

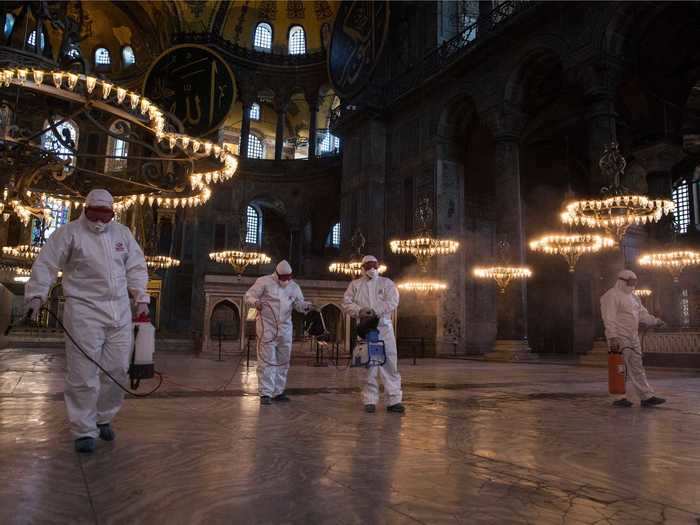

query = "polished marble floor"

[{"left": 1, "top": 348, "right": 700, "bottom": 524}]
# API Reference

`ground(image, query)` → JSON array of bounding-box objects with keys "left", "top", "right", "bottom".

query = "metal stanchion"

[{"left": 217, "top": 321, "right": 223, "bottom": 362}]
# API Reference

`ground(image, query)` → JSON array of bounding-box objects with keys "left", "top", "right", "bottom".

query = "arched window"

[
  {"left": 122, "top": 46, "right": 136, "bottom": 67},
  {"left": 105, "top": 120, "right": 130, "bottom": 172},
  {"left": 246, "top": 205, "right": 262, "bottom": 245},
  {"left": 253, "top": 22, "right": 272, "bottom": 51},
  {"left": 27, "top": 30, "right": 45, "bottom": 50},
  {"left": 319, "top": 132, "right": 340, "bottom": 155},
  {"left": 32, "top": 197, "right": 69, "bottom": 245},
  {"left": 288, "top": 25, "right": 306, "bottom": 55},
  {"left": 672, "top": 178, "right": 690, "bottom": 234},
  {"left": 247, "top": 134, "right": 264, "bottom": 159},
  {"left": 41, "top": 119, "right": 79, "bottom": 171},
  {"left": 4, "top": 13, "right": 15, "bottom": 39},
  {"left": 326, "top": 222, "right": 341, "bottom": 248},
  {"left": 249, "top": 103, "right": 261, "bottom": 121},
  {"left": 95, "top": 47, "right": 111, "bottom": 67}
]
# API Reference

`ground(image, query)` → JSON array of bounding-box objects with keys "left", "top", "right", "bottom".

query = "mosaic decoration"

[
  {"left": 259, "top": 1, "right": 277, "bottom": 21},
  {"left": 287, "top": 1, "right": 305, "bottom": 19},
  {"left": 314, "top": 1, "right": 333, "bottom": 20},
  {"left": 185, "top": 1, "right": 206, "bottom": 18}
]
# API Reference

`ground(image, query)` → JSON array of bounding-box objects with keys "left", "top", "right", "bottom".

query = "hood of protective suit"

[
  {"left": 361, "top": 255, "right": 379, "bottom": 279},
  {"left": 83, "top": 189, "right": 114, "bottom": 234},
  {"left": 274, "top": 260, "right": 293, "bottom": 288},
  {"left": 615, "top": 269, "right": 637, "bottom": 295}
]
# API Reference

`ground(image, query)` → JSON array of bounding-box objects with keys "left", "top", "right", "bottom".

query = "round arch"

[{"left": 209, "top": 300, "right": 241, "bottom": 341}]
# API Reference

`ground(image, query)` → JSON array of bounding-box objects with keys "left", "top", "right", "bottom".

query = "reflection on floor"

[{"left": 2, "top": 348, "right": 700, "bottom": 524}]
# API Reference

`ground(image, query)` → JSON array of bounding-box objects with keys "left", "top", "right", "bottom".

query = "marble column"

[
  {"left": 493, "top": 134, "right": 528, "bottom": 344},
  {"left": 240, "top": 102, "right": 252, "bottom": 159},
  {"left": 308, "top": 100, "right": 319, "bottom": 158},
  {"left": 275, "top": 99, "right": 288, "bottom": 161}
]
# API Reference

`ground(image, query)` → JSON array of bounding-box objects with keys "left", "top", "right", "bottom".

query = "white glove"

[
  {"left": 359, "top": 308, "right": 375, "bottom": 318},
  {"left": 655, "top": 320, "right": 666, "bottom": 329},
  {"left": 25, "top": 297, "right": 42, "bottom": 321},
  {"left": 136, "top": 303, "right": 149, "bottom": 317},
  {"left": 303, "top": 302, "right": 316, "bottom": 313}
]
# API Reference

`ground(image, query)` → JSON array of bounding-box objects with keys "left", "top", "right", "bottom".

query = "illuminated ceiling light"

[
  {"left": 634, "top": 288, "right": 652, "bottom": 297},
  {"left": 85, "top": 76, "right": 97, "bottom": 94},
  {"left": 473, "top": 266, "right": 532, "bottom": 294},
  {"left": 529, "top": 233, "right": 615, "bottom": 272},
  {"left": 1, "top": 245, "right": 41, "bottom": 261},
  {"left": 397, "top": 279, "right": 447, "bottom": 294},
  {"left": 145, "top": 255, "right": 181, "bottom": 270},
  {"left": 328, "top": 261, "right": 387, "bottom": 279},
  {"left": 389, "top": 198, "right": 459, "bottom": 272},
  {"left": 560, "top": 143, "right": 674, "bottom": 241},
  {"left": 209, "top": 250, "right": 271, "bottom": 275},
  {"left": 638, "top": 250, "right": 700, "bottom": 282}
]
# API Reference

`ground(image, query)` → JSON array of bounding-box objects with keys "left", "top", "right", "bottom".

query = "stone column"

[
  {"left": 274, "top": 95, "right": 289, "bottom": 161},
  {"left": 240, "top": 101, "right": 252, "bottom": 159},
  {"left": 307, "top": 98, "right": 319, "bottom": 158},
  {"left": 483, "top": 106, "right": 531, "bottom": 358}
]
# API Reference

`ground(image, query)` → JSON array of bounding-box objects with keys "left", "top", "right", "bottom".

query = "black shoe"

[
  {"left": 74, "top": 437, "right": 96, "bottom": 453},
  {"left": 387, "top": 403, "right": 406, "bottom": 414},
  {"left": 364, "top": 404, "right": 376, "bottom": 413},
  {"left": 612, "top": 399, "right": 633, "bottom": 408},
  {"left": 641, "top": 396, "right": 666, "bottom": 407},
  {"left": 97, "top": 423, "right": 115, "bottom": 441},
  {"left": 260, "top": 396, "right": 272, "bottom": 405},
  {"left": 273, "top": 393, "right": 291, "bottom": 402}
]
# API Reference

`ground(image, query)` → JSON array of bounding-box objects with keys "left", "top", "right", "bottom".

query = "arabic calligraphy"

[
  {"left": 328, "top": 1, "right": 389, "bottom": 98},
  {"left": 144, "top": 46, "right": 235, "bottom": 137}
]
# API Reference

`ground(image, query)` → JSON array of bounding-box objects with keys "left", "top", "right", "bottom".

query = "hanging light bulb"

[
  {"left": 204, "top": 142, "right": 213, "bottom": 155},
  {"left": 116, "top": 87, "right": 127, "bottom": 104},
  {"left": 16, "top": 68, "right": 28, "bottom": 84},
  {"left": 129, "top": 92, "right": 140, "bottom": 110},
  {"left": 191, "top": 140, "right": 201, "bottom": 153},
  {"left": 85, "top": 76, "right": 97, "bottom": 94},
  {"left": 168, "top": 135, "right": 177, "bottom": 150},
  {"left": 66, "top": 73, "right": 79, "bottom": 90},
  {"left": 52, "top": 71, "right": 63, "bottom": 88},
  {"left": 32, "top": 69, "right": 45, "bottom": 84},
  {"left": 180, "top": 136, "right": 190, "bottom": 149},
  {"left": 101, "top": 81, "right": 113, "bottom": 99},
  {"left": 140, "top": 98, "right": 151, "bottom": 114}
]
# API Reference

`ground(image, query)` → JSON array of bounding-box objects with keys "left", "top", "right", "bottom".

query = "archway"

[{"left": 209, "top": 300, "right": 240, "bottom": 342}]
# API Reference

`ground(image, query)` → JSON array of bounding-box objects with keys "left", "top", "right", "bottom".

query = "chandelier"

[
  {"left": 328, "top": 261, "right": 387, "bottom": 278},
  {"left": 389, "top": 198, "right": 459, "bottom": 273},
  {"left": 145, "top": 255, "right": 181, "bottom": 270},
  {"left": 559, "top": 143, "right": 674, "bottom": 241},
  {"left": 0, "top": 264, "right": 30, "bottom": 283},
  {"left": 529, "top": 233, "right": 615, "bottom": 272},
  {"left": 397, "top": 280, "right": 447, "bottom": 293},
  {"left": 638, "top": 250, "right": 700, "bottom": 282},
  {"left": 210, "top": 250, "right": 271, "bottom": 275},
  {"left": 473, "top": 266, "right": 532, "bottom": 294},
  {"left": 634, "top": 288, "right": 652, "bottom": 297},
  {"left": 1, "top": 244, "right": 41, "bottom": 261},
  {"left": 329, "top": 229, "right": 388, "bottom": 278},
  {"left": 0, "top": 65, "right": 239, "bottom": 223}
]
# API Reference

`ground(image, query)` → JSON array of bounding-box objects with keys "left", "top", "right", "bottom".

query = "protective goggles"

[
  {"left": 362, "top": 261, "right": 379, "bottom": 270},
  {"left": 85, "top": 206, "right": 115, "bottom": 223},
  {"left": 276, "top": 273, "right": 293, "bottom": 282},
  {"left": 619, "top": 277, "right": 637, "bottom": 286}
]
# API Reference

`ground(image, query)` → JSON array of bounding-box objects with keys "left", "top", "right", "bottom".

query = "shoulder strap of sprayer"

[{"left": 130, "top": 324, "right": 140, "bottom": 390}]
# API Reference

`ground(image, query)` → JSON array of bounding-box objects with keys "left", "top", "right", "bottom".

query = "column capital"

[
  {"left": 572, "top": 58, "right": 623, "bottom": 103},
  {"left": 480, "top": 104, "right": 526, "bottom": 142}
]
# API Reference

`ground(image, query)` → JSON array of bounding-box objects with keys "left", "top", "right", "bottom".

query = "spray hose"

[
  {"left": 39, "top": 307, "right": 164, "bottom": 398},
  {"left": 255, "top": 302, "right": 292, "bottom": 367}
]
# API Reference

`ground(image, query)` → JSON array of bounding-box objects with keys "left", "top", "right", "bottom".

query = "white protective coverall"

[
  {"left": 244, "top": 265, "right": 311, "bottom": 397},
  {"left": 342, "top": 274, "right": 402, "bottom": 406},
  {"left": 600, "top": 271, "right": 661, "bottom": 401},
  {"left": 25, "top": 201, "right": 149, "bottom": 438}
]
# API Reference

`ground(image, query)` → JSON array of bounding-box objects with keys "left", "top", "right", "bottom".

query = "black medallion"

[
  {"left": 144, "top": 45, "right": 235, "bottom": 137},
  {"left": 328, "top": 1, "right": 390, "bottom": 98}
]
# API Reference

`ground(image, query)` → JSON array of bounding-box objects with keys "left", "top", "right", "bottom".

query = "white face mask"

[
  {"left": 365, "top": 268, "right": 378, "bottom": 279},
  {"left": 88, "top": 221, "right": 107, "bottom": 233}
]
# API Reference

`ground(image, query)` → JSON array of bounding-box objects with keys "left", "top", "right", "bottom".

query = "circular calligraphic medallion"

[
  {"left": 327, "top": 1, "right": 390, "bottom": 98},
  {"left": 144, "top": 45, "right": 236, "bottom": 137}
]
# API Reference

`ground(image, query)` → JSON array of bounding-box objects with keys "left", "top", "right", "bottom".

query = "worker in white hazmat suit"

[
  {"left": 24, "top": 189, "right": 149, "bottom": 453},
  {"left": 342, "top": 255, "right": 405, "bottom": 414},
  {"left": 245, "top": 260, "right": 314, "bottom": 405},
  {"left": 600, "top": 269, "right": 666, "bottom": 408}
]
